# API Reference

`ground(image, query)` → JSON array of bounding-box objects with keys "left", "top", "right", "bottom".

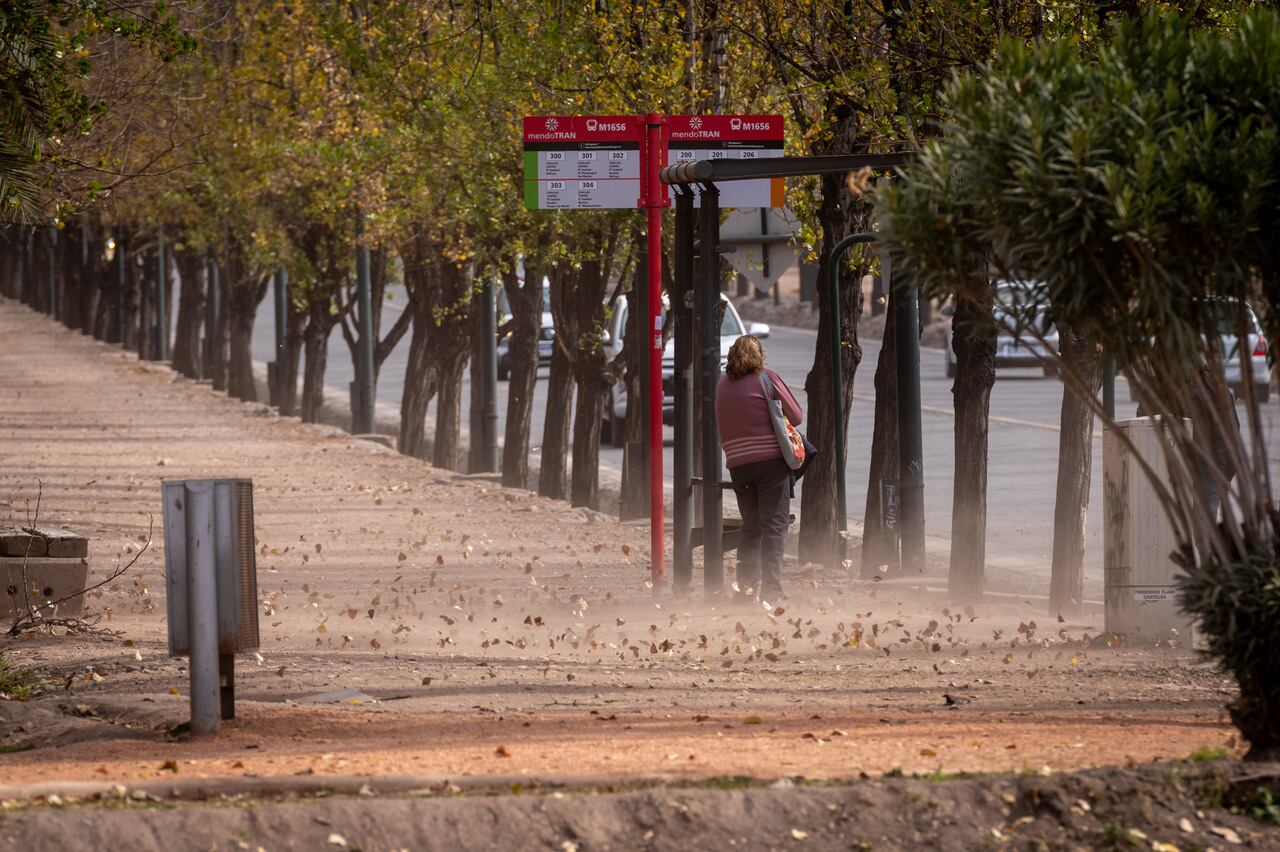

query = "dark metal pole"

[
  {"left": 1103, "top": 355, "right": 1116, "bottom": 419},
  {"left": 46, "top": 225, "right": 57, "bottom": 317},
  {"left": 481, "top": 277, "right": 499, "bottom": 472},
  {"left": 827, "top": 233, "right": 877, "bottom": 566},
  {"left": 18, "top": 227, "right": 30, "bottom": 306},
  {"left": 893, "top": 267, "right": 926, "bottom": 574},
  {"left": 354, "top": 210, "right": 376, "bottom": 434},
  {"left": 698, "top": 182, "right": 723, "bottom": 596},
  {"left": 155, "top": 226, "right": 168, "bottom": 361},
  {"left": 274, "top": 269, "right": 286, "bottom": 360},
  {"left": 114, "top": 236, "right": 125, "bottom": 345},
  {"left": 269, "top": 268, "right": 286, "bottom": 405},
  {"left": 673, "top": 188, "right": 695, "bottom": 594}
]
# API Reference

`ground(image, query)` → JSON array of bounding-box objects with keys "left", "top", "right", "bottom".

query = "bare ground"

[{"left": 0, "top": 298, "right": 1270, "bottom": 848}]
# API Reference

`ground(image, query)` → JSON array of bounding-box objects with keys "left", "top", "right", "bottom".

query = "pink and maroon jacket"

[{"left": 715, "top": 367, "right": 803, "bottom": 469}]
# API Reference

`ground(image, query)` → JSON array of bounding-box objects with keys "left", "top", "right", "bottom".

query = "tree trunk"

[
  {"left": 427, "top": 263, "right": 473, "bottom": 471},
  {"left": 92, "top": 244, "right": 112, "bottom": 341},
  {"left": 300, "top": 310, "right": 331, "bottom": 422},
  {"left": 948, "top": 290, "right": 996, "bottom": 603},
  {"left": 571, "top": 374, "right": 607, "bottom": 510},
  {"left": 208, "top": 262, "right": 229, "bottom": 392},
  {"left": 136, "top": 247, "right": 151, "bottom": 360},
  {"left": 399, "top": 236, "right": 441, "bottom": 459},
  {"left": 434, "top": 349, "right": 468, "bottom": 470},
  {"left": 800, "top": 145, "right": 873, "bottom": 566},
  {"left": 227, "top": 309, "right": 257, "bottom": 402},
  {"left": 122, "top": 248, "right": 141, "bottom": 353},
  {"left": 399, "top": 309, "right": 437, "bottom": 459},
  {"left": 1049, "top": 325, "right": 1101, "bottom": 615},
  {"left": 862, "top": 295, "right": 900, "bottom": 577},
  {"left": 538, "top": 342, "right": 574, "bottom": 500},
  {"left": 501, "top": 264, "right": 541, "bottom": 489},
  {"left": 278, "top": 295, "right": 305, "bottom": 416},
  {"left": 171, "top": 248, "right": 205, "bottom": 379}
]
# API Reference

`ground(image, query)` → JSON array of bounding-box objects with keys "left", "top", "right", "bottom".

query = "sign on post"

[
  {"left": 666, "top": 115, "right": 784, "bottom": 208},
  {"left": 523, "top": 116, "right": 644, "bottom": 210},
  {"left": 523, "top": 114, "right": 785, "bottom": 210}
]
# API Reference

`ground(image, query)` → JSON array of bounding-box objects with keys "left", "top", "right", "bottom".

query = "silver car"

[
  {"left": 600, "top": 293, "right": 769, "bottom": 447},
  {"left": 944, "top": 281, "right": 1059, "bottom": 378}
]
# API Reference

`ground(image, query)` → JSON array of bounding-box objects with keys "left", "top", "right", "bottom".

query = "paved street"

[{"left": 250, "top": 292, "right": 1279, "bottom": 598}]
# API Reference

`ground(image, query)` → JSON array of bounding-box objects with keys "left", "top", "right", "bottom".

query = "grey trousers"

[{"left": 730, "top": 457, "right": 792, "bottom": 598}]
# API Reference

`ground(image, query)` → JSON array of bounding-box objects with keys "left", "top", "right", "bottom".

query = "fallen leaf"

[
  {"left": 421, "top": 676, "right": 433, "bottom": 686},
  {"left": 743, "top": 716, "right": 763, "bottom": 725},
  {"left": 1178, "top": 818, "right": 1194, "bottom": 834},
  {"left": 327, "top": 834, "right": 348, "bottom": 847},
  {"left": 160, "top": 759, "right": 179, "bottom": 773},
  {"left": 919, "top": 748, "right": 937, "bottom": 757},
  {"left": 1210, "top": 826, "right": 1241, "bottom": 845},
  {"left": 791, "top": 829, "right": 808, "bottom": 840},
  {"left": 495, "top": 745, "right": 512, "bottom": 758}
]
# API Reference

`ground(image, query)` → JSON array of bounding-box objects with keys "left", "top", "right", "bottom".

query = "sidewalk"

[{"left": 0, "top": 297, "right": 1236, "bottom": 793}]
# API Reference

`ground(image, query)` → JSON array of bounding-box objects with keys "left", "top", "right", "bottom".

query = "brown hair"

[{"left": 726, "top": 335, "right": 765, "bottom": 380}]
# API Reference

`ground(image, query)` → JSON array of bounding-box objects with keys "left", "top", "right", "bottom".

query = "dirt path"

[{"left": 0, "top": 298, "right": 1239, "bottom": 791}]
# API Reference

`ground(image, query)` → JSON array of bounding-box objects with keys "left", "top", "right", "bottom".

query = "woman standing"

[{"left": 716, "top": 335, "right": 803, "bottom": 601}]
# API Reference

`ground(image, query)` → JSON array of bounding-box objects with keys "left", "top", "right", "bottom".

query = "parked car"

[
  {"left": 1125, "top": 297, "right": 1271, "bottom": 403},
  {"left": 943, "top": 281, "right": 1059, "bottom": 378},
  {"left": 496, "top": 283, "right": 553, "bottom": 380},
  {"left": 600, "top": 293, "right": 769, "bottom": 447},
  {"left": 1212, "top": 299, "right": 1271, "bottom": 402}
]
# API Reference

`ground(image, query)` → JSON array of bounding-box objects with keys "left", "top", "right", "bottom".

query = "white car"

[
  {"left": 1207, "top": 298, "right": 1271, "bottom": 403},
  {"left": 496, "top": 283, "right": 553, "bottom": 380},
  {"left": 600, "top": 293, "right": 769, "bottom": 447},
  {"left": 944, "top": 281, "right": 1059, "bottom": 378}
]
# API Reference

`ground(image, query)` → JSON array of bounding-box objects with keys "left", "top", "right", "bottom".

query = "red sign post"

[
  {"left": 522, "top": 114, "right": 784, "bottom": 592},
  {"left": 640, "top": 115, "right": 669, "bottom": 588}
]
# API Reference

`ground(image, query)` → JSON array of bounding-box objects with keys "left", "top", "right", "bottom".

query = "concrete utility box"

[
  {"left": 1103, "top": 418, "right": 1193, "bottom": 646},
  {"left": 1, "top": 528, "right": 91, "bottom": 621},
  {"left": 162, "top": 478, "right": 259, "bottom": 734}
]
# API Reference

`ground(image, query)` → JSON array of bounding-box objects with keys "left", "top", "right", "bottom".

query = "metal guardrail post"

[{"left": 183, "top": 481, "right": 221, "bottom": 736}]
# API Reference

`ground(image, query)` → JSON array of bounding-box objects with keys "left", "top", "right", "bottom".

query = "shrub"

[{"left": 1179, "top": 549, "right": 1280, "bottom": 760}]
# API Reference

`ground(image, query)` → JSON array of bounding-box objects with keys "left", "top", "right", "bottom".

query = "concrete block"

[
  {"left": 0, "top": 528, "right": 88, "bottom": 559},
  {"left": 1103, "top": 418, "right": 1193, "bottom": 646},
  {"left": 1, "top": 558, "right": 91, "bottom": 620}
]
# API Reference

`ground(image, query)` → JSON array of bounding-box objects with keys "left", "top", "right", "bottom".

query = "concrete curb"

[{"left": 0, "top": 771, "right": 684, "bottom": 804}]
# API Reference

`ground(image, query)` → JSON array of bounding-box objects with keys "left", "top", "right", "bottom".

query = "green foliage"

[
  {"left": 0, "top": 651, "right": 37, "bottom": 700},
  {"left": 1179, "top": 553, "right": 1280, "bottom": 759},
  {"left": 881, "top": 10, "right": 1280, "bottom": 759},
  {"left": 1186, "top": 746, "right": 1228, "bottom": 763},
  {"left": 0, "top": 0, "right": 195, "bottom": 220},
  {"left": 1234, "top": 786, "right": 1280, "bottom": 827}
]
